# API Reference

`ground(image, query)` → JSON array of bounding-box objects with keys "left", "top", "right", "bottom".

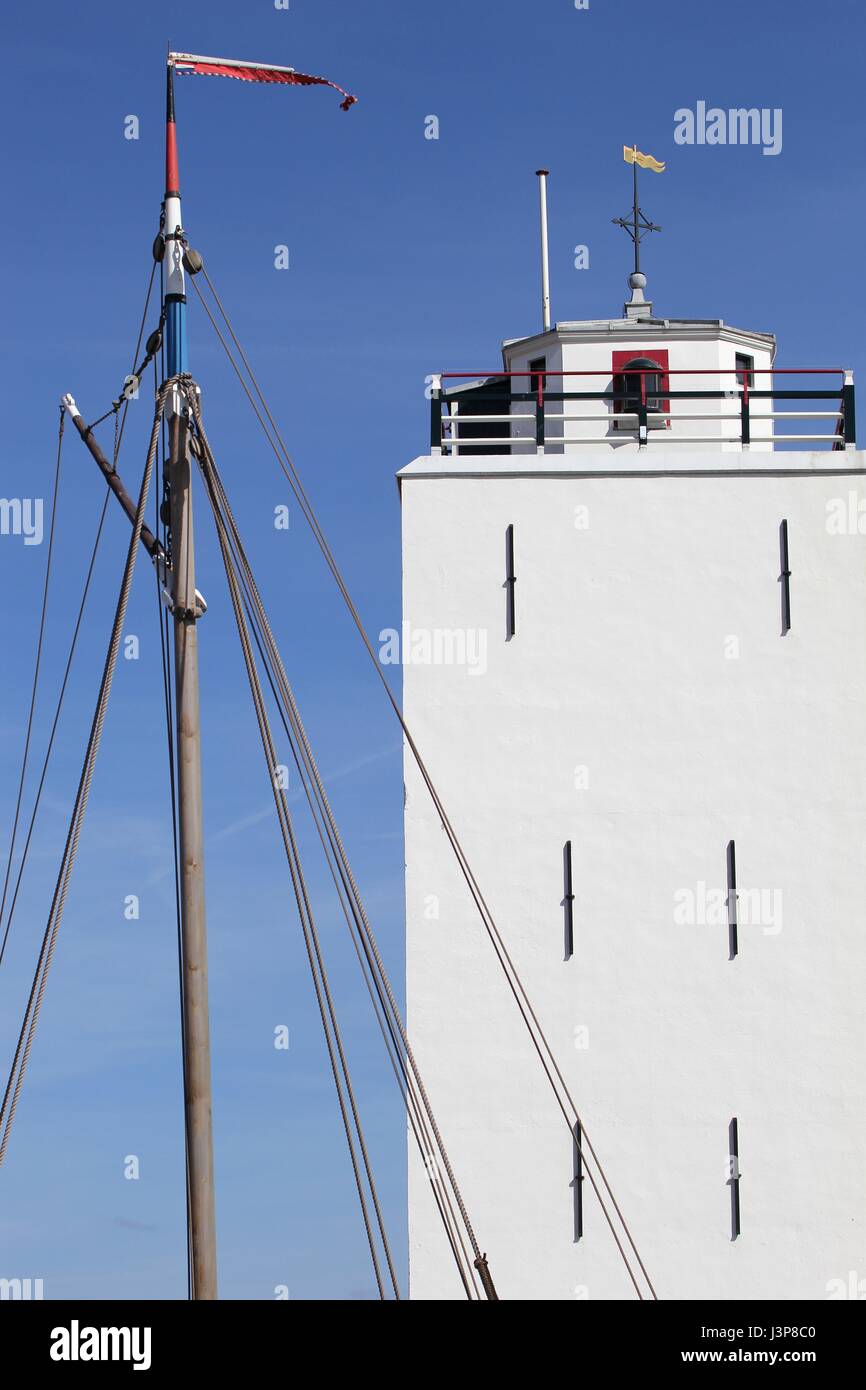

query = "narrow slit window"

[
  {"left": 572, "top": 1121, "right": 584, "bottom": 1241},
  {"left": 563, "top": 840, "right": 574, "bottom": 959},
  {"left": 779, "top": 520, "right": 791, "bottom": 635},
  {"left": 728, "top": 1117, "right": 741, "bottom": 1239},
  {"left": 505, "top": 524, "right": 516, "bottom": 639},
  {"left": 726, "top": 839, "right": 738, "bottom": 960}
]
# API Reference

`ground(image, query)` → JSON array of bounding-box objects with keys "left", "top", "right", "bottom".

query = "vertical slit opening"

[
  {"left": 779, "top": 519, "right": 791, "bottom": 635},
  {"left": 505, "top": 523, "right": 516, "bottom": 640},
  {"left": 572, "top": 1121, "right": 584, "bottom": 1242},
  {"left": 726, "top": 839, "right": 738, "bottom": 960},
  {"left": 563, "top": 840, "right": 574, "bottom": 960},
  {"left": 728, "top": 1117, "right": 741, "bottom": 1240}
]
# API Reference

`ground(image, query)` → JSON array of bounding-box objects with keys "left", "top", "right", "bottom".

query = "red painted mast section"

[{"left": 166, "top": 62, "right": 180, "bottom": 196}]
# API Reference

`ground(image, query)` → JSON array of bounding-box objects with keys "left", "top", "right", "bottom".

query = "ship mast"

[{"left": 164, "top": 56, "right": 218, "bottom": 1301}]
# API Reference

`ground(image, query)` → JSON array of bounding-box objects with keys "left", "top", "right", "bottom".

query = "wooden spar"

[{"left": 61, "top": 399, "right": 163, "bottom": 562}]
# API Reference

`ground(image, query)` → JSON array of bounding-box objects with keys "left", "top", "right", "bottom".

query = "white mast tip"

[{"left": 168, "top": 52, "right": 296, "bottom": 76}]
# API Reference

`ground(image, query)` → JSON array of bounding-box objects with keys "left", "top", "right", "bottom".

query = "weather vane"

[{"left": 613, "top": 144, "right": 665, "bottom": 281}]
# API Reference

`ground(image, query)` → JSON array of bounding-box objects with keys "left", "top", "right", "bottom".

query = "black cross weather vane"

[{"left": 612, "top": 145, "right": 662, "bottom": 276}]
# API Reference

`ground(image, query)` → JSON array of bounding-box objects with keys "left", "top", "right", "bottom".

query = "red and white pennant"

[{"left": 170, "top": 52, "right": 357, "bottom": 111}]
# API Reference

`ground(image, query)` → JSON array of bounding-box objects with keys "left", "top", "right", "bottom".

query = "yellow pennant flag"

[{"left": 623, "top": 145, "right": 665, "bottom": 172}]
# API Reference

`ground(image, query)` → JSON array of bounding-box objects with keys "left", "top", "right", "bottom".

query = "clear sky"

[{"left": 1, "top": 0, "right": 864, "bottom": 1300}]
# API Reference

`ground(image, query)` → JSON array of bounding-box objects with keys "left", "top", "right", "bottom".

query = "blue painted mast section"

[{"left": 164, "top": 61, "right": 188, "bottom": 377}]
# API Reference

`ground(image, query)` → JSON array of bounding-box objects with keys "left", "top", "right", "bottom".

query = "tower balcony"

[{"left": 429, "top": 365, "right": 856, "bottom": 458}]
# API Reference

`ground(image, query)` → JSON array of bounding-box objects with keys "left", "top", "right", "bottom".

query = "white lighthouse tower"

[{"left": 399, "top": 175, "right": 866, "bottom": 1300}]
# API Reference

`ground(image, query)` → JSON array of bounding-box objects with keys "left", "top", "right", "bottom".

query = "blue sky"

[{"left": 1, "top": 0, "right": 864, "bottom": 1300}]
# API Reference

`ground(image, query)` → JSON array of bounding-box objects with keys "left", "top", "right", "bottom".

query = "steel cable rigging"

[
  {"left": 0, "top": 367, "right": 456, "bottom": 1296},
  {"left": 195, "top": 430, "right": 400, "bottom": 1298},
  {"left": 0, "top": 386, "right": 168, "bottom": 1167},
  {"left": 0, "top": 262, "right": 159, "bottom": 974},
  {"left": 0, "top": 257, "right": 193, "bottom": 1294},
  {"left": 189, "top": 396, "right": 486, "bottom": 1298},
  {"left": 196, "top": 398, "right": 481, "bottom": 1296},
  {"left": 0, "top": 488, "right": 111, "bottom": 974},
  {"left": 0, "top": 409, "right": 65, "bottom": 953}
]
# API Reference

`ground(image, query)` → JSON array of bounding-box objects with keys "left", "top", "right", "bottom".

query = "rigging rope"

[
  {"left": 0, "top": 407, "right": 65, "bottom": 951},
  {"left": 0, "top": 487, "right": 111, "bottom": 972},
  {"left": 0, "top": 260, "right": 160, "bottom": 973},
  {"left": 89, "top": 260, "right": 162, "bottom": 433},
  {"left": 0, "top": 385, "right": 168, "bottom": 1168},
  {"left": 189, "top": 272, "right": 657, "bottom": 1299},
  {"left": 238, "top": 587, "right": 481, "bottom": 1296},
  {"left": 196, "top": 435, "right": 399, "bottom": 1297},
  {"left": 221, "top": 555, "right": 480, "bottom": 1294},
  {"left": 0, "top": 259, "right": 480, "bottom": 1295},
  {"left": 189, "top": 392, "right": 486, "bottom": 1297}
]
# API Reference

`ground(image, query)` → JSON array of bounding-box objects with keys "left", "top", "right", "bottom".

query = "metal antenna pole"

[
  {"left": 164, "top": 57, "right": 218, "bottom": 1300},
  {"left": 536, "top": 168, "right": 552, "bottom": 331}
]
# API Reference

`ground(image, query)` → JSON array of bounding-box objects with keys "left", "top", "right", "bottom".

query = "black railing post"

[
  {"left": 637, "top": 372, "right": 648, "bottom": 448},
  {"left": 430, "top": 375, "right": 442, "bottom": 455},
  {"left": 843, "top": 371, "right": 856, "bottom": 449},
  {"left": 636, "top": 401, "right": 648, "bottom": 448},
  {"left": 535, "top": 377, "right": 545, "bottom": 455},
  {"left": 740, "top": 377, "right": 751, "bottom": 449}
]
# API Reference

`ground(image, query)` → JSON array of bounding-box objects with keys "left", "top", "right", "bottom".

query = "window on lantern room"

[
  {"left": 735, "top": 353, "right": 754, "bottom": 389},
  {"left": 528, "top": 356, "right": 546, "bottom": 398}
]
